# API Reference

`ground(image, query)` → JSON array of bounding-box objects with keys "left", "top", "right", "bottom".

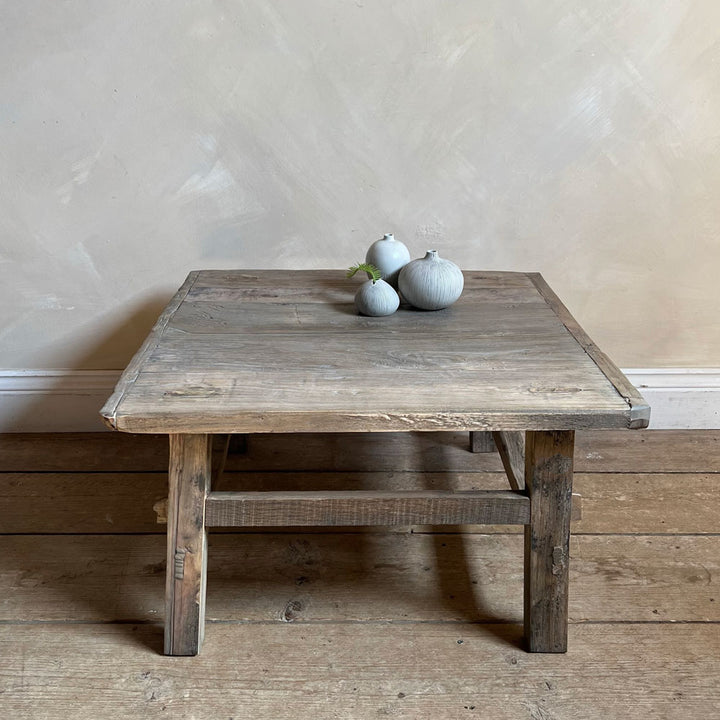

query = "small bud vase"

[{"left": 354, "top": 278, "right": 400, "bottom": 317}]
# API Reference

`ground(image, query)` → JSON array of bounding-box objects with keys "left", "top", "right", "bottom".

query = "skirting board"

[
  {"left": 623, "top": 369, "right": 720, "bottom": 431},
  {"left": 0, "top": 369, "right": 718, "bottom": 432}
]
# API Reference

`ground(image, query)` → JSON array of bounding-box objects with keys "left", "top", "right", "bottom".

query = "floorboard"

[
  {"left": 2, "top": 471, "right": 718, "bottom": 535},
  {"left": 1, "top": 624, "right": 718, "bottom": 720},
  {"left": 0, "top": 430, "right": 718, "bottom": 719},
  {"left": 1, "top": 534, "right": 717, "bottom": 623},
  {"left": 1, "top": 430, "right": 718, "bottom": 473}
]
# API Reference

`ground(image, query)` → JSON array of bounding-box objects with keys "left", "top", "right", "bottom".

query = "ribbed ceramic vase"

[
  {"left": 398, "top": 250, "right": 464, "bottom": 310},
  {"left": 364, "top": 233, "right": 411, "bottom": 289},
  {"left": 354, "top": 278, "right": 400, "bottom": 317}
]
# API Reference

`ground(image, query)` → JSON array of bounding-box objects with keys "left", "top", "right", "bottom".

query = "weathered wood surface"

[
  {"left": 469, "top": 430, "right": 495, "bottom": 452},
  {"left": 100, "top": 273, "right": 199, "bottom": 429},
  {"left": 2, "top": 430, "right": 717, "bottom": 473},
  {"left": 1, "top": 470, "right": 717, "bottom": 534},
  {"left": 100, "top": 270, "right": 644, "bottom": 433},
  {"left": 0, "top": 430, "right": 717, "bottom": 717},
  {"left": 528, "top": 273, "right": 651, "bottom": 428},
  {"left": 493, "top": 431, "right": 526, "bottom": 490},
  {"left": 159, "top": 492, "right": 579, "bottom": 525},
  {"left": 204, "top": 490, "right": 531, "bottom": 527},
  {"left": 1, "top": 624, "right": 719, "bottom": 720},
  {"left": 524, "top": 431, "right": 575, "bottom": 652},
  {"left": 2, "top": 534, "right": 718, "bottom": 623},
  {"left": 210, "top": 433, "right": 230, "bottom": 487},
  {"left": 164, "top": 434, "right": 210, "bottom": 656},
  {"left": 112, "top": 386, "right": 633, "bottom": 434}
]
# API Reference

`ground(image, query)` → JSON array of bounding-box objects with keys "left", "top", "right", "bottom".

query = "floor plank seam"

[
  {"left": 0, "top": 619, "right": 162, "bottom": 626},
  {"left": 2, "top": 470, "right": 719, "bottom": 474},
  {"left": 2, "top": 619, "right": 719, "bottom": 627},
  {"left": 3, "top": 531, "right": 720, "bottom": 537}
]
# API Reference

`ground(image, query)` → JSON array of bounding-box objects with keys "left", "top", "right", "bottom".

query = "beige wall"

[{"left": 2, "top": 1, "right": 719, "bottom": 370}]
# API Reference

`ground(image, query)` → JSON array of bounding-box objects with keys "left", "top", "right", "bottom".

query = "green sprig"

[{"left": 347, "top": 262, "right": 382, "bottom": 284}]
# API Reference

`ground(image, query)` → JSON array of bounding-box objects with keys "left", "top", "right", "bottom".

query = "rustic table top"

[{"left": 101, "top": 270, "right": 649, "bottom": 434}]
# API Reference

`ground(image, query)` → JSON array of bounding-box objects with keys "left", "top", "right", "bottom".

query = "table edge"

[
  {"left": 100, "top": 271, "right": 201, "bottom": 430},
  {"left": 111, "top": 408, "right": 637, "bottom": 434},
  {"left": 101, "top": 269, "right": 650, "bottom": 433},
  {"left": 527, "top": 273, "right": 650, "bottom": 429}
]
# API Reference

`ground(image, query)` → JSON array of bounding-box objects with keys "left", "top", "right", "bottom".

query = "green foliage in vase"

[{"left": 347, "top": 262, "right": 382, "bottom": 284}]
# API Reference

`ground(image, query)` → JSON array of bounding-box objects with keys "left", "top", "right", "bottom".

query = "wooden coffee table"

[{"left": 101, "top": 270, "right": 649, "bottom": 656}]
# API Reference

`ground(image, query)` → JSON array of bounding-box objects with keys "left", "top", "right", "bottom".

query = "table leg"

[
  {"left": 165, "top": 434, "right": 211, "bottom": 656},
  {"left": 524, "top": 430, "right": 574, "bottom": 652},
  {"left": 211, "top": 434, "right": 230, "bottom": 488},
  {"left": 469, "top": 431, "right": 495, "bottom": 453}
]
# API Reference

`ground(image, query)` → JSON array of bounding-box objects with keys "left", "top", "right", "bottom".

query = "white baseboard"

[
  {"left": 0, "top": 371, "right": 120, "bottom": 432},
  {"left": 622, "top": 369, "right": 720, "bottom": 430},
  {"left": 0, "top": 369, "right": 718, "bottom": 432}
]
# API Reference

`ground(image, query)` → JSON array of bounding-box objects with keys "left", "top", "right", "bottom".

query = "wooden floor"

[{"left": 0, "top": 430, "right": 718, "bottom": 719}]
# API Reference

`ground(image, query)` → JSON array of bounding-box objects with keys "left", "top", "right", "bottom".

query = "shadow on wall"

[
  {"left": 2, "top": 272, "right": 367, "bottom": 433},
  {"left": 1, "top": 294, "right": 170, "bottom": 432}
]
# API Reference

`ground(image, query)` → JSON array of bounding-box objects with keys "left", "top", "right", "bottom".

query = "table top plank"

[
  {"left": 101, "top": 271, "right": 200, "bottom": 428},
  {"left": 101, "top": 270, "right": 648, "bottom": 434},
  {"left": 167, "top": 298, "right": 550, "bottom": 336},
  {"left": 114, "top": 373, "right": 633, "bottom": 433},
  {"left": 528, "top": 273, "right": 649, "bottom": 428}
]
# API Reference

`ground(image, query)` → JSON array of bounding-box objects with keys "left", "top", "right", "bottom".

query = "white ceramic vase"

[
  {"left": 354, "top": 278, "right": 400, "bottom": 317},
  {"left": 398, "top": 250, "right": 464, "bottom": 310},
  {"left": 365, "top": 233, "right": 411, "bottom": 289}
]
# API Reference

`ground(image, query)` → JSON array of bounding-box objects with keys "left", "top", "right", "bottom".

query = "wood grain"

[
  {"left": 158, "top": 491, "right": 579, "bottom": 525},
  {"left": 0, "top": 428, "right": 717, "bottom": 717},
  {"left": 164, "top": 434, "right": 211, "bottom": 656},
  {"left": 169, "top": 297, "right": 550, "bottom": 335},
  {"left": 2, "top": 430, "right": 716, "bottom": 473},
  {"left": 2, "top": 534, "right": 717, "bottom": 623},
  {"left": 524, "top": 430, "right": 575, "bottom": 652},
  {"left": 101, "top": 270, "right": 643, "bottom": 433},
  {"left": 1, "top": 470, "right": 717, "bottom": 535},
  {"left": 100, "top": 272, "right": 199, "bottom": 429},
  {"left": 528, "top": 273, "right": 651, "bottom": 428},
  {"left": 204, "top": 490, "right": 531, "bottom": 527},
  {"left": 493, "top": 431, "right": 525, "bottom": 490},
  {"left": 1, "top": 624, "right": 718, "bottom": 720},
  {"left": 210, "top": 433, "right": 230, "bottom": 487},
  {"left": 113, "top": 404, "right": 634, "bottom": 434},
  {"left": 469, "top": 431, "right": 495, "bottom": 452}
]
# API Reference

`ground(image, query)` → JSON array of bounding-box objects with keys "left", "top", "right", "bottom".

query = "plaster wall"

[{"left": 2, "top": 1, "right": 719, "bottom": 370}]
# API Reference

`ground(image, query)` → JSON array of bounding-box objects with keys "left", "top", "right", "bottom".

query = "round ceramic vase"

[
  {"left": 398, "top": 250, "right": 464, "bottom": 310},
  {"left": 365, "top": 233, "right": 411, "bottom": 289},
  {"left": 354, "top": 278, "right": 400, "bottom": 317}
]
